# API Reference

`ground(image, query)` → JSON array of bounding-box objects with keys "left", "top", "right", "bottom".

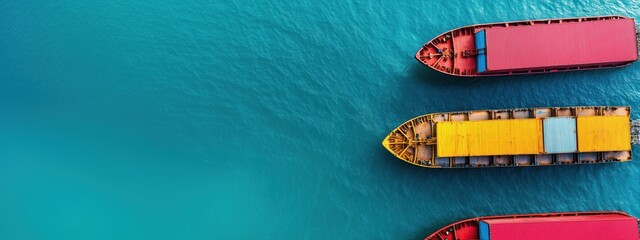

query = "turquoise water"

[{"left": 1, "top": 0, "right": 640, "bottom": 239}]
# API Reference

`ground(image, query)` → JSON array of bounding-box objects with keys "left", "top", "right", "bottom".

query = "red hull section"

[
  {"left": 424, "top": 211, "right": 639, "bottom": 240},
  {"left": 416, "top": 16, "right": 639, "bottom": 77}
]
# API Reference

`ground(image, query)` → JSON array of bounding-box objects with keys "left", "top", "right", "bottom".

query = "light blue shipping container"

[
  {"left": 479, "top": 221, "right": 490, "bottom": 240},
  {"left": 543, "top": 117, "right": 577, "bottom": 153},
  {"left": 475, "top": 30, "right": 487, "bottom": 73}
]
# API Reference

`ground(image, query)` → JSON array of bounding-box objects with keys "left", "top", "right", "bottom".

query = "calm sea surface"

[{"left": 1, "top": 0, "right": 639, "bottom": 239}]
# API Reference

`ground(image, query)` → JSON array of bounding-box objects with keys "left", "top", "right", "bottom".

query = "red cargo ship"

[
  {"left": 425, "top": 211, "right": 639, "bottom": 240},
  {"left": 416, "top": 16, "right": 639, "bottom": 76}
]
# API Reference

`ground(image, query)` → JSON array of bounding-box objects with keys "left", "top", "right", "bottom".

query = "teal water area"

[{"left": 1, "top": 1, "right": 640, "bottom": 239}]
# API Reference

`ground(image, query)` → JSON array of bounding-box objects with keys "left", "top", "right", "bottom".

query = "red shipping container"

[
  {"left": 484, "top": 18, "right": 638, "bottom": 73},
  {"left": 480, "top": 214, "right": 639, "bottom": 240}
]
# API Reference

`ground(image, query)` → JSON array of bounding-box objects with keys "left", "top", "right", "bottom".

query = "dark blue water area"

[{"left": 1, "top": 0, "right": 640, "bottom": 239}]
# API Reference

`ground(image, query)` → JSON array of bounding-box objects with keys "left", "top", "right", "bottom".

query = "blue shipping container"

[
  {"left": 475, "top": 30, "right": 487, "bottom": 73},
  {"left": 543, "top": 117, "right": 577, "bottom": 153},
  {"left": 479, "top": 221, "right": 490, "bottom": 240}
]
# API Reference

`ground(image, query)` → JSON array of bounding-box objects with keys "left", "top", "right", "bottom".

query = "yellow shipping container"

[
  {"left": 577, "top": 116, "right": 631, "bottom": 152},
  {"left": 436, "top": 119, "right": 543, "bottom": 157}
]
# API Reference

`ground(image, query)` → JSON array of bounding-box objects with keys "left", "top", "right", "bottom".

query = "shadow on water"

[
  {"left": 406, "top": 61, "right": 633, "bottom": 87},
  {"left": 404, "top": 62, "right": 563, "bottom": 90},
  {"left": 407, "top": 230, "right": 430, "bottom": 240},
  {"left": 406, "top": 63, "right": 477, "bottom": 86}
]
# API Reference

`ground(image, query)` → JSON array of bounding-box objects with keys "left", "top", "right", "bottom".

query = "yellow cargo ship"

[{"left": 382, "top": 106, "right": 635, "bottom": 168}]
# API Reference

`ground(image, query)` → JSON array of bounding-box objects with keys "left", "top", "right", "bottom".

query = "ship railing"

[
  {"left": 637, "top": 26, "right": 640, "bottom": 56},
  {"left": 631, "top": 120, "right": 640, "bottom": 145}
]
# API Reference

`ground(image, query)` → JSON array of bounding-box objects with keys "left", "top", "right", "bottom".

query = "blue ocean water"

[{"left": 1, "top": 0, "right": 640, "bottom": 239}]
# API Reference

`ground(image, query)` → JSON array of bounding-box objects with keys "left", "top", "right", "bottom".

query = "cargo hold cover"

[
  {"left": 478, "top": 214, "right": 639, "bottom": 240},
  {"left": 436, "top": 119, "right": 543, "bottom": 157},
  {"left": 543, "top": 117, "right": 577, "bottom": 153},
  {"left": 577, "top": 116, "right": 631, "bottom": 152},
  {"left": 483, "top": 19, "right": 638, "bottom": 73}
]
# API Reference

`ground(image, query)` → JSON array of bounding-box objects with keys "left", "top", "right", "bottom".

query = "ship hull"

[
  {"left": 382, "top": 106, "right": 632, "bottom": 168},
  {"left": 424, "top": 211, "right": 638, "bottom": 240},
  {"left": 416, "top": 16, "right": 639, "bottom": 77}
]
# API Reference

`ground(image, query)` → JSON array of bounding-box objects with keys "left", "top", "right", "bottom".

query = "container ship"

[
  {"left": 416, "top": 16, "right": 639, "bottom": 76},
  {"left": 382, "top": 106, "right": 640, "bottom": 168},
  {"left": 424, "top": 211, "right": 639, "bottom": 240}
]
